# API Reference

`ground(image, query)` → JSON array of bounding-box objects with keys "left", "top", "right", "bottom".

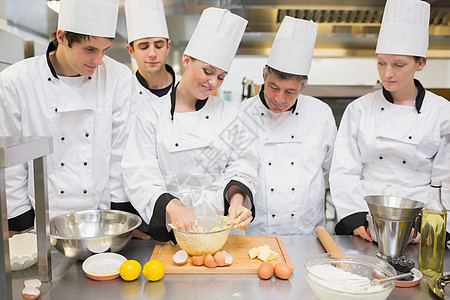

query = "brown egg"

[
  {"left": 191, "top": 255, "right": 205, "bottom": 266},
  {"left": 173, "top": 250, "right": 188, "bottom": 265},
  {"left": 258, "top": 262, "right": 274, "bottom": 280},
  {"left": 213, "top": 251, "right": 226, "bottom": 267},
  {"left": 204, "top": 253, "right": 217, "bottom": 268},
  {"left": 274, "top": 262, "right": 292, "bottom": 280},
  {"left": 22, "top": 286, "right": 40, "bottom": 300}
]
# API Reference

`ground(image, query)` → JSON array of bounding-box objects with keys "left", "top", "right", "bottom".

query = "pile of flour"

[{"left": 307, "top": 264, "right": 386, "bottom": 293}]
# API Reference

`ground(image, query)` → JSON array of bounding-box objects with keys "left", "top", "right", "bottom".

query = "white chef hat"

[
  {"left": 58, "top": 0, "right": 119, "bottom": 38},
  {"left": 267, "top": 16, "right": 318, "bottom": 76},
  {"left": 124, "top": 0, "right": 169, "bottom": 43},
  {"left": 376, "top": 0, "right": 430, "bottom": 57},
  {"left": 183, "top": 7, "right": 248, "bottom": 72}
]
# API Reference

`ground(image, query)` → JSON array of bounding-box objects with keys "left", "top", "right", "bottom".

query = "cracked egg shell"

[
  {"left": 191, "top": 255, "right": 205, "bottom": 266},
  {"left": 204, "top": 254, "right": 217, "bottom": 268},
  {"left": 173, "top": 250, "right": 188, "bottom": 265}
]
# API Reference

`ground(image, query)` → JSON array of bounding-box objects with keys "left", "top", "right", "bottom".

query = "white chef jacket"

[
  {"left": 330, "top": 81, "right": 450, "bottom": 234},
  {"left": 122, "top": 89, "right": 258, "bottom": 241},
  {"left": 131, "top": 64, "right": 181, "bottom": 110},
  {"left": 241, "top": 88, "right": 336, "bottom": 236},
  {"left": 0, "top": 43, "right": 134, "bottom": 225}
]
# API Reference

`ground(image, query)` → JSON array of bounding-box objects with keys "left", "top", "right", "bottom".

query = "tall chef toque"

[
  {"left": 58, "top": 0, "right": 119, "bottom": 38},
  {"left": 267, "top": 16, "right": 318, "bottom": 76},
  {"left": 376, "top": 0, "right": 430, "bottom": 57},
  {"left": 125, "top": 0, "right": 169, "bottom": 43},
  {"left": 183, "top": 7, "right": 248, "bottom": 72}
]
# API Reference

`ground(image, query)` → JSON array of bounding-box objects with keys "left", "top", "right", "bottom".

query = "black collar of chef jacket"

[
  {"left": 258, "top": 84, "right": 298, "bottom": 113},
  {"left": 382, "top": 79, "right": 425, "bottom": 113},
  {"left": 46, "top": 42, "right": 59, "bottom": 79},
  {"left": 170, "top": 82, "right": 208, "bottom": 120},
  {"left": 136, "top": 64, "right": 177, "bottom": 96}
]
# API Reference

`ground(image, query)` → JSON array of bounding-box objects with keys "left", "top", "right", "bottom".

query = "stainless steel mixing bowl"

[{"left": 50, "top": 210, "right": 142, "bottom": 260}]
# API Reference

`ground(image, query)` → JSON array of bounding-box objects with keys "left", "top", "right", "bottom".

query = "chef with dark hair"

[
  {"left": 241, "top": 16, "right": 336, "bottom": 236},
  {"left": 0, "top": 0, "right": 134, "bottom": 236},
  {"left": 124, "top": 0, "right": 180, "bottom": 108}
]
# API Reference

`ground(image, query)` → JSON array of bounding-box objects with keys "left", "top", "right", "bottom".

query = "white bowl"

[{"left": 9, "top": 233, "right": 37, "bottom": 271}]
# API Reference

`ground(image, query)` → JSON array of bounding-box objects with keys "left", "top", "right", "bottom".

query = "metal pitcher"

[{"left": 365, "top": 195, "right": 424, "bottom": 258}]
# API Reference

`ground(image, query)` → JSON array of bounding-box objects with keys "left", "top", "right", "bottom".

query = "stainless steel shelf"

[
  {"left": 0, "top": 136, "right": 53, "bottom": 168},
  {"left": 0, "top": 136, "right": 53, "bottom": 300}
]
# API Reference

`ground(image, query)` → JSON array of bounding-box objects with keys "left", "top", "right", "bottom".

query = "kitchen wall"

[
  {"left": 220, "top": 56, "right": 450, "bottom": 105},
  {"left": 0, "top": 29, "right": 24, "bottom": 70},
  {"left": 0, "top": 21, "right": 50, "bottom": 71}
]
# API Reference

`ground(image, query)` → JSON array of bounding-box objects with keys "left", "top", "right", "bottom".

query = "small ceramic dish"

[
  {"left": 82, "top": 253, "right": 127, "bottom": 281},
  {"left": 9, "top": 233, "right": 37, "bottom": 271},
  {"left": 395, "top": 268, "right": 422, "bottom": 288}
]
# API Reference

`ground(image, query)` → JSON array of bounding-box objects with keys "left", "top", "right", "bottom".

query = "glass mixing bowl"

[
  {"left": 170, "top": 214, "right": 230, "bottom": 256},
  {"left": 304, "top": 252, "right": 396, "bottom": 300}
]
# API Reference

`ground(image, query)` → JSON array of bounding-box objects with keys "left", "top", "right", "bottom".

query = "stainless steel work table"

[{"left": 11, "top": 235, "right": 447, "bottom": 299}]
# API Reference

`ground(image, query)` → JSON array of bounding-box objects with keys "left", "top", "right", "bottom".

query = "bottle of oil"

[{"left": 419, "top": 180, "right": 447, "bottom": 277}]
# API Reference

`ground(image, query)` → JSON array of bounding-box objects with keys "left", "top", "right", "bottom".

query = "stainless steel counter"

[{"left": 11, "top": 235, "right": 447, "bottom": 299}]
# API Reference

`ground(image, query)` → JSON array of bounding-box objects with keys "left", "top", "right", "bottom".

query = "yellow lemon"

[
  {"left": 120, "top": 260, "right": 142, "bottom": 281},
  {"left": 142, "top": 260, "right": 165, "bottom": 281}
]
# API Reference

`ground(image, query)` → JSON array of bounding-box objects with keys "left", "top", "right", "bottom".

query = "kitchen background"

[{"left": 1, "top": 0, "right": 449, "bottom": 233}]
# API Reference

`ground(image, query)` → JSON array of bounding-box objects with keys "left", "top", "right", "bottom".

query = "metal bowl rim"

[
  {"left": 364, "top": 195, "right": 424, "bottom": 207},
  {"left": 49, "top": 209, "right": 142, "bottom": 240}
]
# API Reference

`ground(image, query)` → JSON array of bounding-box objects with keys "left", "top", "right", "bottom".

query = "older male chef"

[
  {"left": 0, "top": 0, "right": 134, "bottom": 234},
  {"left": 124, "top": 0, "right": 180, "bottom": 109},
  {"left": 241, "top": 16, "right": 336, "bottom": 236}
]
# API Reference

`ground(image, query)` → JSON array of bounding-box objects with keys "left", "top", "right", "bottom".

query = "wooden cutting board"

[{"left": 150, "top": 236, "right": 293, "bottom": 274}]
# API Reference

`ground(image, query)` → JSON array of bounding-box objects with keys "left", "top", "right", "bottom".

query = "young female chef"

[
  {"left": 121, "top": 8, "right": 258, "bottom": 241},
  {"left": 330, "top": 0, "right": 450, "bottom": 241}
]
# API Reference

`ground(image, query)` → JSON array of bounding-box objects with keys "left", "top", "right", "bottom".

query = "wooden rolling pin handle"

[
  {"left": 315, "top": 226, "right": 351, "bottom": 269},
  {"left": 315, "top": 226, "right": 342, "bottom": 253}
]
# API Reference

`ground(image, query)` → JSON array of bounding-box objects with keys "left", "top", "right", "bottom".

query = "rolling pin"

[{"left": 315, "top": 226, "right": 346, "bottom": 260}]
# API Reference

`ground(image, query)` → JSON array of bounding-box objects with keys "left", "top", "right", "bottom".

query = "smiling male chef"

[
  {"left": 241, "top": 16, "right": 336, "bottom": 236},
  {"left": 0, "top": 0, "right": 136, "bottom": 236},
  {"left": 124, "top": 0, "right": 181, "bottom": 108}
]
